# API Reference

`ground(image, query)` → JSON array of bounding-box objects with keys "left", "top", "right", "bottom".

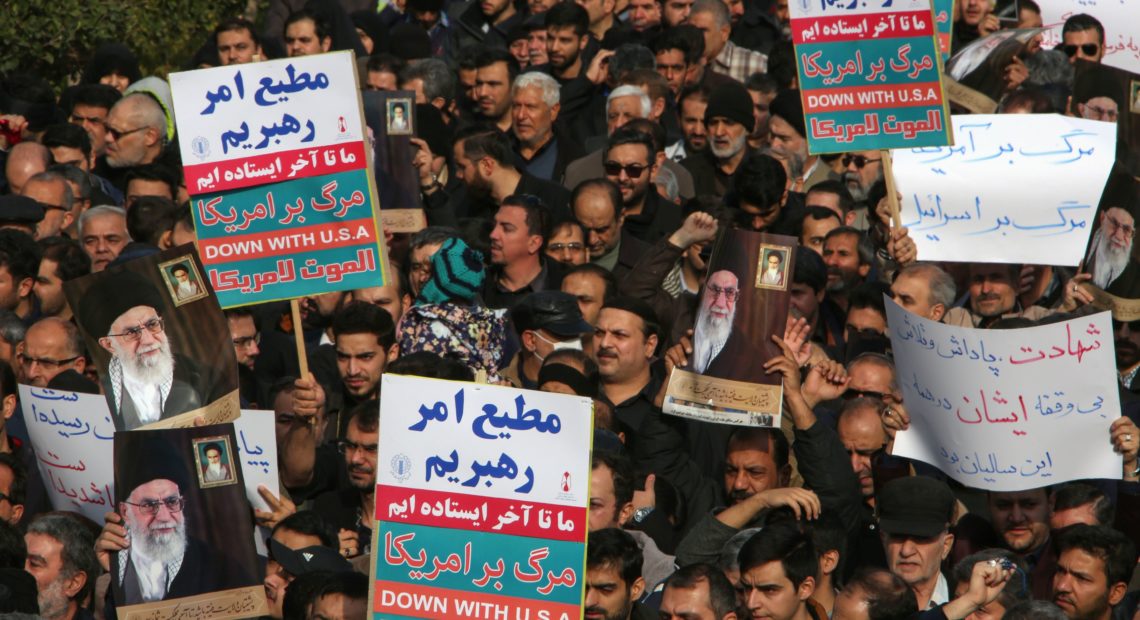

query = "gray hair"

[
  {"left": 27, "top": 514, "right": 100, "bottom": 604},
  {"left": 24, "top": 171, "right": 74, "bottom": 212},
  {"left": 512, "top": 72, "right": 561, "bottom": 107},
  {"left": 78, "top": 205, "right": 129, "bottom": 238},
  {"left": 717, "top": 527, "right": 761, "bottom": 573},
  {"left": 1026, "top": 49, "right": 1074, "bottom": 89},
  {"left": 607, "top": 85, "right": 652, "bottom": 118},
  {"left": 691, "top": 0, "right": 731, "bottom": 29},
  {"left": 900, "top": 262, "right": 956, "bottom": 309},
  {"left": 47, "top": 164, "right": 93, "bottom": 201},
  {"left": 119, "top": 93, "right": 166, "bottom": 135},
  {"left": 402, "top": 58, "right": 456, "bottom": 103},
  {"left": 1003, "top": 601, "right": 1069, "bottom": 620},
  {"left": 654, "top": 165, "right": 679, "bottom": 202},
  {"left": 847, "top": 352, "right": 900, "bottom": 396},
  {"left": 0, "top": 310, "right": 26, "bottom": 348}
]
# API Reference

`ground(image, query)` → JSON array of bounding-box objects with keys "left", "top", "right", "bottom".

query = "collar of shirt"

[
  {"left": 713, "top": 40, "right": 738, "bottom": 71},
  {"left": 493, "top": 259, "right": 548, "bottom": 293},
  {"left": 929, "top": 572, "right": 950, "bottom": 608}
]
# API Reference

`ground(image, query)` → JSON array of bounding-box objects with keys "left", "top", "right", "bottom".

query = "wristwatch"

[
  {"left": 632, "top": 506, "right": 654, "bottom": 523},
  {"left": 420, "top": 173, "right": 441, "bottom": 192}
]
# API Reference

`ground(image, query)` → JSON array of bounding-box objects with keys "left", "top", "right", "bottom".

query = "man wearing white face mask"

[{"left": 505, "top": 291, "right": 593, "bottom": 389}]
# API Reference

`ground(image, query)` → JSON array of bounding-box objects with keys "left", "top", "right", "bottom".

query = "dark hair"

[
  {"left": 806, "top": 179, "right": 855, "bottom": 215},
  {"left": 847, "top": 282, "right": 890, "bottom": 323},
  {"left": 545, "top": 2, "right": 590, "bottom": 36},
  {"left": 501, "top": 194, "right": 550, "bottom": 239},
  {"left": 127, "top": 196, "right": 179, "bottom": 246},
  {"left": 275, "top": 511, "right": 338, "bottom": 549},
  {"left": 46, "top": 164, "right": 92, "bottom": 202},
  {"left": 1004, "top": 601, "right": 1068, "bottom": 620},
  {"left": 283, "top": 571, "right": 333, "bottom": 620},
  {"left": 735, "top": 154, "right": 787, "bottom": 211},
  {"left": 799, "top": 207, "right": 843, "bottom": 239},
  {"left": 124, "top": 163, "right": 179, "bottom": 200},
  {"left": 587, "top": 527, "right": 643, "bottom": 585},
  {"left": 215, "top": 17, "right": 261, "bottom": 46},
  {"left": 0, "top": 520, "right": 25, "bottom": 569},
  {"left": 999, "top": 87, "right": 1057, "bottom": 113},
  {"left": 332, "top": 301, "right": 396, "bottom": 349},
  {"left": 473, "top": 47, "right": 520, "bottom": 82},
  {"left": 608, "top": 44, "right": 656, "bottom": 82},
  {"left": 663, "top": 563, "right": 737, "bottom": 617},
  {"left": 367, "top": 53, "right": 407, "bottom": 76},
  {"left": 41, "top": 123, "right": 92, "bottom": 159},
  {"left": 1053, "top": 483, "right": 1115, "bottom": 526},
  {"left": 623, "top": 117, "right": 666, "bottom": 153},
  {"left": 1055, "top": 524, "right": 1137, "bottom": 587},
  {"left": 347, "top": 399, "right": 380, "bottom": 434},
  {"left": 36, "top": 237, "right": 88, "bottom": 285},
  {"left": 564, "top": 263, "right": 618, "bottom": 303},
  {"left": 792, "top": 246, "right": 827, "bottom": 293},
  {"left": 285, "top": 8, "right": 332, "bottom": 41},
  {"left": 0, "top": 230, "right": 40, "bottom": 283},
  {"left": 203, "top": 442, "right": 222, "bottom": 456},
  {"left": 1062, "top": 13, "right": 1105, "bottom": 43},
  {"left": 387, "top": 351, "right": 476, "bottom": 381},
  {"left": 737, "top": 522, "right": 817, "bottom": 586},
  {"left": 312, "top": 570, "right": 369, "bottom": 602},
  {"left": 592, "top": 450, "right": 634, "bottom": 510},
  {"left": 678, "top": 83, "right": 712, "bottom": 108},
  {"left": 27, "top": 513, "right": 101, "bottom": 603},
  {"left": 726, "top": 427, "right": 790, "bottom": 471},
  {"left": 69, "top": 83, "right": 121, "bottom": 112},
  {"left": 605, "top": 126, "right": 655, "bottom": 164},
  {"left": 808, "top": 510, "right": 847, "bottom": 558},
  {"left": 0, "top": 453, "right": 26, "bottom": 507},
  {"left": 846, "top": 568, "right": 918, "bottom": 620},
  {"left": 825, "top": 226, "right": 874, "bottom": 266},
  {"left": 601, "top": 296, "right": 660, "bottom": 340},
  {"left": 457, "top": 126, "right": 515, "bottom": 167},
  {"left": 745, "top": 72, "right": 779, "bottom": 95},
  {"left": 766, "top": 41, "right": 797, "bottom": 90},
  {"left": 572, "top": 178, "right": 623, "bottom": 222},
  {"left": 951, "top": 549, "right": 1029, "bottom": 611},
  {"left": 651, "top": 25, "right": 704, "bottom": 64}
]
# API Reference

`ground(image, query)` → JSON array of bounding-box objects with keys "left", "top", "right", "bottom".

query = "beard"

[
  {"left": 1091, "top": 227, "right": 1132, "bottom": 288},
  {"left": 127, "top": 514, "right": 188, "bottom": 566},
  {"left": 692, "top": 303, "right": 736, "bottom": 373},
  {"left": 710, "top": 133, "right": 747, "bottom": 160},
  {"left": 844, "top": 170, "right": 869, "bottom": 203},
  {"left": 37, "top": 578, "right": 71, "bottom": 620},
  {"left": 113, "top": 337, "right": 175, "bottom": 384}
]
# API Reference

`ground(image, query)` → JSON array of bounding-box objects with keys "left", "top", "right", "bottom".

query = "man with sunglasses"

[
  {"left": 603, "top": 128, "right": 679, "bottom": 244},
  {"left": 18, "top": 318, "right": 85, "bottom": 388},
  {"left": 103, "top": 93, "right": 167, "bottom": 171},
  {"left": 1061, "top": 14, "right": 1105, "bottom": 64},
  {"left": 77, "top": 271, "right": 212, "bottom": 431}
]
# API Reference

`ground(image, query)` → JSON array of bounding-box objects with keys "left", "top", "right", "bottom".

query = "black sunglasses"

[
  {"left": 603, "top": 161, "right": 649, "bottom": 177},
  {"left": 842, "top": 154, "right": 881, "bottom": 169},
  {"left": 1062, "top": 43, "right": 1099, "bottom": 57}
]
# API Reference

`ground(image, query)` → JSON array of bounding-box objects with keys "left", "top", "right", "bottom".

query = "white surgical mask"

[{"left": 534, "top": 332, "right": 583, "bottom": 360}]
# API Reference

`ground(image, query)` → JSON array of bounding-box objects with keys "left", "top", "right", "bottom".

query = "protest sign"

[
  {"left": 933, "top": 0, "right": 954, "bottom": 60},
  {"left": 363, "top": 90, "right": 428, "bottom": 234},
  {"left": 112, "top": 425, "right": 267, "bottom": 619},
  {"left": 235, "top": 410, "right": 279, "bottom": 556},
  {"left": 790, "top": 0, "right": 952, "bottom": 153},
  {"left": 169, "top": 51, "right": 388, "bottom": 308},
  {"left": 886, "top": 300, "right": 1121, "bottom": 491},
  {"left": 892, "top": 114, "right": 1116, "bottom": 266},
  {"left": 664, "top": 230, "right": 794, "bottom": 427},
  {"left": 65, "top": 245, "right": 240, "bottom": 431},
  {"left": 371, "top": 374, "right": 591, "bottom": 620},
  {"left": 944, "top": 28, "right": 1046, "bottom": 102},
  {"left": 1037, "top": 0, "right": 1140, "bottom": 75},
  {"left": 20, "top": 386, "right": 116, "bottom": 523}
]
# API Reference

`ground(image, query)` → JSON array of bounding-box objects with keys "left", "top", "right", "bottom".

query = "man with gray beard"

[
  {"left": 76, "top": 270, "right": 208, "bottom": 430},
  {"left": 691, "top": 269, "right": 766, "bottom": 381},
  {"left": 96, "top": 444, "right": 225, "bottom": 607},
  {"left": 681, "top": 81, "right": 756, "bottom": 200},
  {"left": 1085, "top": 205, "right": 1134, "bottom": 289}
]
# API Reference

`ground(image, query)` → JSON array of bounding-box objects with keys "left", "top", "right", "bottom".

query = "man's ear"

[
  {"left": 16, "top": 277, "right": 32, "bottom": 301},
  {"left": 1109, "top": 580, "right": 1128, "bottom": 606},
  {"left": 386, "top": 342, "right": 400, "bottom": 363},
  {"left": 629, "top": 575, "right": 646, "bottom": 601},
  {"left": 797, "top": 575, "right": 816, "bottom": 601},
  {"left": 1, "top": 394, "right": 14, "bottom": 421},
  {"left": 820, "top": 549, "right": 840, "bottom": 576},
  {"left": 618, "top": 500, "right": 634, "bottom": 526},
  {"left": 521, "top": 330, "right": 539, "bottom": 353},
  {"left": 550, "top": 102, "right": 561, "bottom": 123},
  {"left": 940, "top": 532, "right": 955, "bottom": 560},
  {"left": 63, "top": 569, "right": 88, "bottom": 599},
  {"left": 321, "top": 37, "right": 332, "bottom": 53},
  {"left": 644, "top": 333, "right": 658, "bottom": 358},
  {"left": 99, "top": 336, "right": 115, "bottom": 355}
]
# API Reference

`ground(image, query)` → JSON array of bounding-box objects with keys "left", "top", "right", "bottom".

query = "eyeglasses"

[
  {"left": 603, "top": 161, "right": 649, "bottom": 178},
  {"left": 108, "top": 317, "right": 165, "bottom": 342},
  {"left": 548, "top": 242, "right": 585, "bottom": 253},
  {"left": 232, "top": 333, "right": 261, "bottom": 348},
  {"left": 0, "top": 490, "right": 9, "bottom": 504},
  {"left": 842, "top": 154, "right": 881, "bottom": 169},
  {"left": 706, "top": 283, "right": 740, "bottom": 302},
  {"left": 1083, "top": 103, "right": 1118, "bottom": 121},
  {"left": 106, "top": 125, "right": 147, "bottom": 141},
  {"left": 1063, "top": 43, "right": 1099, "bottom": 57},
  {"left": 123, "top": 496, "right": 185, "bottom": 516},
  {"left": 1106, "top": 214, "right": 1135, "bottom": 238},
  {"left": 336, "top": 439, "right": 378, "bottom": 455},
  {"left": 17, "top": 353, "right": 80, "bottom": 370}
]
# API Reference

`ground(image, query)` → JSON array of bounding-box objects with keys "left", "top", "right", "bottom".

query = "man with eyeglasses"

[
  {"left": 1071, "top": 65, "right": 1121, "bottom": 124},
  {"left": 1061, "top": 14, "right": 1105, "bottom": 64},
  {"left": 103, "top": 93, "right": 167, "bottom": 171},
  {"left": 310, "top": 400, "right": 380, "bottom": 559},
  {"left": 224, "top": 308, "right": 262, "bottom": 408},
  {"left": 841, "top": 150, "right": 883, "bottom": 209},
  {"left": 77, "top": 271, "right": 210, "bottom": 430},
  {"left": 17, "top": 318, "right": 85, "bottom": 388},
  {"left": 97, "top": 448, "right": 224, "bottom": 605},
  {"left": 691, "top": 269, "right": 764, "bottom": 382},
  {"left": 546, "top": 219, "right": 589, "bottom": 266},
  {"left": 1085, "top": 203, "right": 1134, "bottom": 290}
]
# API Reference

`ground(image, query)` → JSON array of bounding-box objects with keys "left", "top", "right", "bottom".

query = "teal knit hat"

[{"left": 417, "top": 237, "right": 485, "bottom": 305}]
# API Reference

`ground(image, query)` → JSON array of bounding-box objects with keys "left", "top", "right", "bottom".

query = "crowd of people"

[{"left": 0, "top": 0, "right": 1137, "bottom": 618}]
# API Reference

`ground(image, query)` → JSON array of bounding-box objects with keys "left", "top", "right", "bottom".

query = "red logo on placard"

[{"left": 561, "top": 472, "right": 571, "bottom": 492}]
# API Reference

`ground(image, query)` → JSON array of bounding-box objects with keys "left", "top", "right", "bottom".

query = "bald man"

[
  {"left": 104, "top": 93, "right": 167, "bottom": 169},
  {"left": 5, "top": 142, "right": 50, "bottom": 195}
]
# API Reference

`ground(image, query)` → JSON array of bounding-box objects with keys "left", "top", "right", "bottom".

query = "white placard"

[
  {"left": 20, "top": 386, "right": 116, "bottom": 523},
  {"left": 887, "top": 300, "right": 1121, "bottom": 490},
  {"left": 892, "top": 114, "right": 1116, "bottom": 266},
  {"left": 235, "top": 410, "right": 279, "bottom": 557}
]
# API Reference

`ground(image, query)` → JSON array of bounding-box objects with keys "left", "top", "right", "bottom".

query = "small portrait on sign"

[
  {"left": 386, "top": 98, "right": 413, "bottom": 135},
  {"left": 159, "top": 256, "right": 207, "bottom": 306},
  {"left": 1131, "top": 80, "right": 1140, "bottom": 114},
  {"left": 755, "top": 245, "right": 790, "bottom": 291},
  {"left": 193, "top": 435, "right": 237, "bottom": 488}
]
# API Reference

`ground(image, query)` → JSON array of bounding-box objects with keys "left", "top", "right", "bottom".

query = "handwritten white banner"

[
  {"left": 1037, "top": 0, "right": 1140, "bottom": 75},
  {"left": 236, "top": 410, "right": 279, "bottom": 556},
  {"left": 20, "top": 386, "right": 116, "bottom": 523},
  {"left": 887, "top": 300, "right": 1121, "bottom": 490},
  {"left": 892, "top": 114, "right": 1116, "bottom": 266}
]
